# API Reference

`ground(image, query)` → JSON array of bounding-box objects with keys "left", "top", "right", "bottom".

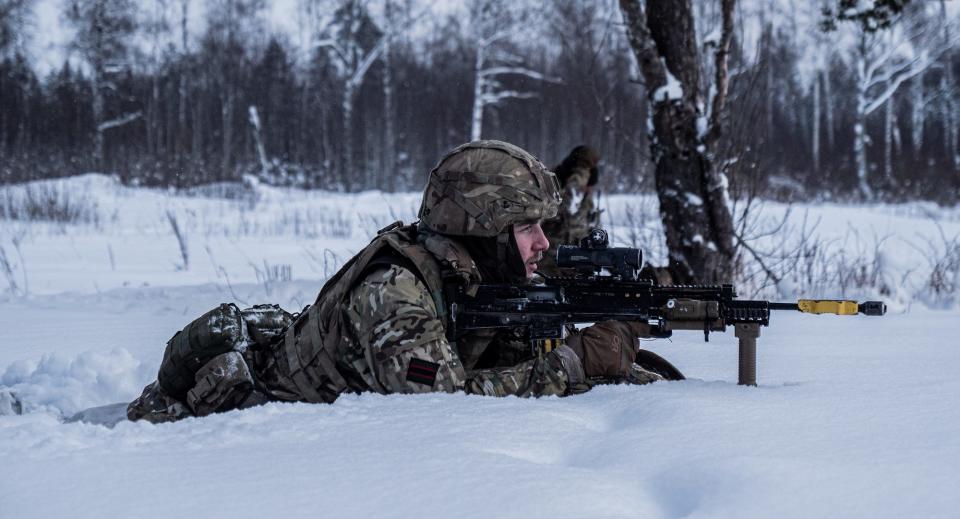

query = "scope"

[{"left": 556, "top": 228, "right": 642, "bottom": 279}]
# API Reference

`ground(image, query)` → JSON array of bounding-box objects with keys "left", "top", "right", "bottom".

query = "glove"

[{"left": 566, "top": 321, "right": 644, "bottom": 378}]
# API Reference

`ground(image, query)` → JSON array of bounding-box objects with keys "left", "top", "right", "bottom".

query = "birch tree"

[
  {"left": 825, "top": 0, "right": 956, "bottom": 199},
  {"left": 619, "top": 0, "right": 737, "bottom": 283},
  {"left": 177, "top": 0, "right": 189, "bottom": 176},
  {"left": 910, "top": 69, "right": 924, "bottom": 159},
  {"left": 467, "top": 0, "right": 558, "bottom": 142},
  {"left": 811, "top": 8, "right": 833, "bottom": 174},
  {"left": 67, "top": 0, "right": 139, "bottom": 172},
  {"left": 381, "top": 0, "right": 396, "bottom": 190},
  {"left": 939, "top": 0, "right": 958, "bottom": 172},
  {"left": 313, "top": 0, "right": 388, "bottom": 188}
]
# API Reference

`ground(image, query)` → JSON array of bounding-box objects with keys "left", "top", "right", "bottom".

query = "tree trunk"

[
  {"left": 944, "top": 55, "right": 958, "bottom": 172},
  {"left": 943, "top": 68, "right": 960, "bottom": 172},
  {"left": 854, "top": 34, "right": 872, "bottom": 200},
  {"left": 813, "top": 72, "right": 821, "bottom": 173},
  {"left": 470, "top": 43, "right": 485, "bottom": 142},
  {"left": 321, "top": 102, "right": 333, "bottom": 186},
  {"left": 763, "top": 25, "right": 774, "bottom": 138},
  {"left": 884, "top": 96, "right": 893, "bottom": 187},
  {"left": 824, "top": 60, "right": 836, "bottom": 153},
  {"left": 221, "top": 88, "right": 234, "bottom": 180},
  {"left": 91, "top": 0, "right": 106, "bottom": 172},
  {"left": 382, "top": 35, "right": 396, "bottom": 191},
  {"left": 248, "top": 105, "right": 269, "bottom": 177},
  {"left": 192, "top": 80, "right": 204, "bottom": 182},
  {"left": 342, "top": 84, "right": 354, "bottom": 191},
  {"left": 619, "top": 0, "right": 736, "bottom": 283},
  {"left": 176, "top": 0, "right": 189, "bottom": 185},
  {"left": 942, "top": 0, "right": 959, "bottom": 172},
  {"left": 149, "top": 70, "right": 160, "bottom": 158},
  {"left": 911, "top": 71, "right": 924, "bottom": 159}
]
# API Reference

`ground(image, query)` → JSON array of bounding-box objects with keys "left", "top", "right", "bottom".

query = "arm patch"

[{"left": 406, "top": 358, "right": 440, "bottom": 387}]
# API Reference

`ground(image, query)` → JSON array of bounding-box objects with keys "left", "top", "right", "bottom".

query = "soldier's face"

[{"left": 513, "top": 222, "right": 550, "bottom": 278}]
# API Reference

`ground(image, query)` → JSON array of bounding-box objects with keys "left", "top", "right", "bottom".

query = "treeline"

[{"left": 0, "top": 0, "right": 958, "bottom": 202}]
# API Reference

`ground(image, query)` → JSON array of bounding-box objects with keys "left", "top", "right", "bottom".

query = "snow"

[
  {"left": 684, "top": 192, "right": 704, "bottom": 207},
  {"left": 653, "top": 59, "right": 684, "bottom": 102},
  {"left": 2, "top": 175, "right": 960, "bottom": 518}
]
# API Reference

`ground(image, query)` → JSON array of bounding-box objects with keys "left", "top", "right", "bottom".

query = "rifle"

[{"left": 448, "top": 229, "right": 886, "bottom": 386}]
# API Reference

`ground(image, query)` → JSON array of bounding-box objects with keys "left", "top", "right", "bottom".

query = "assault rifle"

[{"left": 448, "top": 229, "right": 886, "bottom": 385}]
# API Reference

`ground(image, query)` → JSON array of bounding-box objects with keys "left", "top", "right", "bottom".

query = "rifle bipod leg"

[{"left": 734, "top": 323, "right": 760, "bottom": 386}]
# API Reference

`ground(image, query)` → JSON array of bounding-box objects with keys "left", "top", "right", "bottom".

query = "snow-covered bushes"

[
  {"left": 913, "top": 226, "right": 960, "bottom": 307},
  {"left": 0, "top": 240, "right": 25, "bottom": 296},
  {"left": 0, "top": 174, "right": 957, "bottom": 309},
  {"left": 0, "top": 180, "right": 101, "bottom": 226}
]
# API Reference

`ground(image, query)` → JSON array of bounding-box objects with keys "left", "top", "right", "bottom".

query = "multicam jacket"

[{"left": 248, "top": 223, "right": 588, "bottom": 403}]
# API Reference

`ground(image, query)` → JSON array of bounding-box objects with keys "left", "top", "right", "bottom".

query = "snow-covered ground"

[{"left": 2, "top": 175, "right": 959, "bottom": 518}]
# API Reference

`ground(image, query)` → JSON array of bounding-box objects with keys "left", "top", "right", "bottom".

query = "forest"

[{"left": 0, "top": 0, "right": 958, "bottom": 203}]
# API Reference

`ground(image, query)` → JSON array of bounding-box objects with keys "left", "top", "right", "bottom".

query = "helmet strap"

[{"left": 498, "top": 227, "right": 528, "bottom": 282}]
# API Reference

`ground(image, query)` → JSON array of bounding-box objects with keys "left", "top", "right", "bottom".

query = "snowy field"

[{"left": 2, "top": 175, "right": 960, "bottom": 519}]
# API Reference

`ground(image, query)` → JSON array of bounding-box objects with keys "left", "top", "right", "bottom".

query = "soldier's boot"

[
  {"left": 186, "top": 351, "right": 269, "bottom": 417},
  {"left": 624, "top": 363, "right": 666, "bottom": 385},
  {"left": 127, "top": 381, "right": 193, "bottom": 424}
]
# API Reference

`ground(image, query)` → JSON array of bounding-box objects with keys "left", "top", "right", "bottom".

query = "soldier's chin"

[{"left": 525, "top": 261, "right": 538, "bottom": 278}]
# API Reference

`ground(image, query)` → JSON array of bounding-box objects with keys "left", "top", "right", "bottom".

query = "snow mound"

[{"left": 1, "top": 348, "right": 152, "bottom": 417}]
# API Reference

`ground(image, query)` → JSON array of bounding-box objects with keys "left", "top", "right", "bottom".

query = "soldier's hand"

[
  {"left": 625, "top": 321, "right": 652, "bottom": 338},
  {"left": 566, "top": 321, "right": 641, "bottom": 378}
]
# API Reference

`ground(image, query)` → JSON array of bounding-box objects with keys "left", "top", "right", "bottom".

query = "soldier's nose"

[{"left": 532, "top": 224, "right": 549, "bottom": 251}]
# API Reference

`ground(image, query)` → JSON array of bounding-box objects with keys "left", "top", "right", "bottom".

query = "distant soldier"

[
  {"left": 540, "top": 145, "right": 672, "bottom": 285},
  {"left": 127, "top": 140, "right": 678, "bottom": 424},
  {"left": 539, "top": 145, "right": 601, "bottom": 275}
]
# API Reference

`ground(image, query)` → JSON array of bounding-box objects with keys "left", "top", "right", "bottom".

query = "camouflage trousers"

[
  {"left": 127, "top": 303, "right": 291, "bottom": 424},
  {"left": 127, "top": 351, "right": 273, "bottom": 424}
]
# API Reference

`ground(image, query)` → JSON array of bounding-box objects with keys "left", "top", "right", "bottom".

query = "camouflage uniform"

[
  {"left": 540, "top": 147, "right": 600, "bottom": 274},
  {"left": 128, "top": 141, "right": 662, "bottom": 424}
]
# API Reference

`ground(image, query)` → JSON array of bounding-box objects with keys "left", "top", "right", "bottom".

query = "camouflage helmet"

[{"left": 418, "top": 140, "right": 562, "bottom": 237}]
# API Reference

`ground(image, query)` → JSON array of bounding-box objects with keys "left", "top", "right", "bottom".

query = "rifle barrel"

[
  {"left": 769, "top": 302, "right": 799, "bottom": 311},
  {"left": 770, "top": 300, "right": 887, "bottom": 316}
]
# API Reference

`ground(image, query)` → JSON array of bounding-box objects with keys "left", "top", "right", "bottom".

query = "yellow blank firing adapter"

[{"left": 797, "top": 300, "right": 886, "bottom": 316}]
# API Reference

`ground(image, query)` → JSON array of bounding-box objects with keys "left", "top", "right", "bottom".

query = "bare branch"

[
  {"left": 312, "top": 38, "right": 348, "bottom": 65},
  {"left": 479, "top": 29, "right": 510, "bottom": 49},
  {"left": 348, "top": 36, "right": 388, "bottom": 89},
  {"left": 479, "top": 66, "right": 562, "bottom": 83},
  {"left": 98, "top": 111, "right": 142, "bottom": 132},
  {"left": 480, "top": 90, "right": 537, "bottom": 104}
]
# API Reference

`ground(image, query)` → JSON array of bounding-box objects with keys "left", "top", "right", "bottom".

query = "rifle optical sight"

[{"left": 556, "top": 228, "right": 642, "bottom": 279}]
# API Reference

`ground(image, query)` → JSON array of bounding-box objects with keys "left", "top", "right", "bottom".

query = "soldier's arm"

[
  {"left": 343, "top": 265, "right": 586, "bottom": 397},
  {"left": 561, "top": 168, "right": 591, "bottom": 217}
]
